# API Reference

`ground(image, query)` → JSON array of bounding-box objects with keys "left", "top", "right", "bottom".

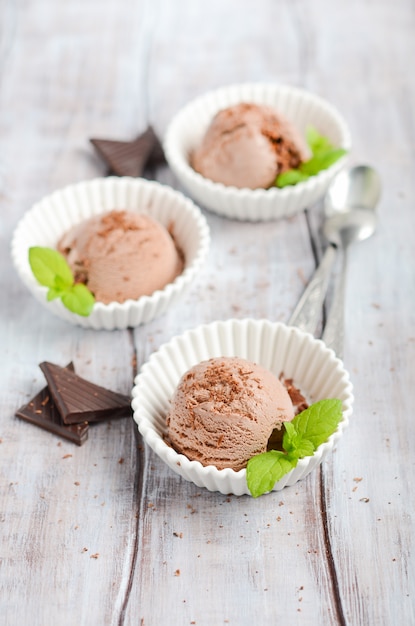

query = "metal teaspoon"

[{"left": 288, "top": 165, "right": 381, "bottom": 341}]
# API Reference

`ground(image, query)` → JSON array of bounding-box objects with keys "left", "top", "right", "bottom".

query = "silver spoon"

[
  {"left": 288, "top": 165, "right": 381, "bottom": 345},
  {"left": 321, "top": 166, "right": 381, "bottom": 357}
]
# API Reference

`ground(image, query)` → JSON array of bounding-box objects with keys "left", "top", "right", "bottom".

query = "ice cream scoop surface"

[
  {"left": 191, "top": 102, "right": 309, "bottom": 189},
  {"left": 58, "top": 210, "right": 183, "bottom": 304},
  {"left": 166, "top": 356, "right": 295, "bottom": 471}
]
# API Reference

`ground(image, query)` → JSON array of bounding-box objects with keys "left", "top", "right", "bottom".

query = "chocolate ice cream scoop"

[
  {"left": 166, "top": 356, "right": 295, "bottom": 471},
  {"left": 191, "top": 102, "right": 309, "bottom": 189},
  {"left": 58, "top": 210, "right": 183, "bottom": 304}
]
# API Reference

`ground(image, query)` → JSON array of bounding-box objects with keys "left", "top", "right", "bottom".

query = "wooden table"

[{"left": 1, "top": 1, "right": 414, "bottom": 624}]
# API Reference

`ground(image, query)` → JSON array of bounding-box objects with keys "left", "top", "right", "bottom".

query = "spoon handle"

[
  {"left": 322, "top": 246, "right": 348, "bottom": 359},
  {"left": 288, "top": 245, "right": 337, "bottom": 334}
]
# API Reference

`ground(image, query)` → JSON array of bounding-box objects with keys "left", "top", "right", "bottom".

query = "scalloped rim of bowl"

[
  {"left": 11, "top": 177, "right": 210, "bottom": 330},
  {"left": 131, "top": 319, "right": 354, "bottom": 496},
  {"left": 164, "top": 83, "right": 352, "bottom": 221}
]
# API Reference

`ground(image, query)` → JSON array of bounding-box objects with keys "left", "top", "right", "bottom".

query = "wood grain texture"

[{"left": 1, "top": 0, "right": 414, "bottom": 624}]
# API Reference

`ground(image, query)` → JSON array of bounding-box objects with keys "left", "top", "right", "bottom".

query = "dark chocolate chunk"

[
  {"left": 15, "top": 363, "right": 89, "bottom": 446},
  {"left": 90, "top": 126, "right": 165, "bottom": 178},
  {"left": 281, "top": 376, "right": 309, "bottom": 415},
  {"left": 39, "top": 362, "right": 132, "bottom": 424}
]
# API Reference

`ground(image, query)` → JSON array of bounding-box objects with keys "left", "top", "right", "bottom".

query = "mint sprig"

[
  {"left": 246, "top": 398, "right": 343, "bottom": 497},
  {"left": 275, "top": 126, "right": 347, "bottom": 188},
  {"left": 29, "top": 247, "right": 95, "bottom": 317}
]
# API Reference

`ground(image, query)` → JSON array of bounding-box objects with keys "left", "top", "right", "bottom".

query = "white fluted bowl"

[
  {"left": 11, "top": 177, "right": 210, "bottom": 329},
  {"left": 132, "top": 319, "right": 354, "bottom": 496},
  {"left": 164, "top": 83, "right": 351, "bottom": 221}
]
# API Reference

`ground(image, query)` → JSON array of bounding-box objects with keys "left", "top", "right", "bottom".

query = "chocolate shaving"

[{"left": 281, "top": 376, "right": 309, "bottom": 414}]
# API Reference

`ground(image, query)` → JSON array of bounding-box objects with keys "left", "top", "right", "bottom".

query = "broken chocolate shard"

[
  {"left": 39, "top": 361, "right": 132, "bottom": 425},
  {"left": 90, "top": 126, "right": 166, "bottom": 178},
  {"left": 15, "top": 363, "right": 89, "bottom": 446}
]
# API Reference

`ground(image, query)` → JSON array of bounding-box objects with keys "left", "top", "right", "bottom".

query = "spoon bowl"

[
  {"left": 323, "top": 207, "right": 378, "bottom": 248},
  {"left": 324, "top": 164, "right": 381, "bottom": 217}
]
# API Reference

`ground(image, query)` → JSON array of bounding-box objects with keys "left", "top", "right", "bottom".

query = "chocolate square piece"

[
  {"left": 39, "top": 362, "right": 132, "bottom": 425},
  {"left": 15, "top": 364, "right": 89, "bottom": 446},
  {"left": 90, "top": 126, "right": 165, "bottom": 178}
]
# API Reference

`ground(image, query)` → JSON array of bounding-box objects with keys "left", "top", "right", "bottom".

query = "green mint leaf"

[
  {"left": 246, "top": 398, "right": 343, "bottom": 497},
  {"left": 46, "top": 286, "right": 66, "bottom": 301},
  {"left": 29, "top": 246, "right": 95, "bottom": 316},
  {"left": 299, "top": 148, "right": 347, "bottom": 176},
  {"left": 290, "top": 399, "right": 343, "bottom": 449},
  {"left": 247, "top": 451, "right": 296, "bottom": 498},
  {"left": 282, "top": 421, "right": 300, "bottom": 452},
  {"left": 29, "top": 247, "right": 74, "bottom": 288},
  {"left": 54, "top": 274, "right": 72, "bottom": 290},
  {"left": 287, "top": 440, "right": 315, "bottom": 461},
  {"left": 274, "top": 127, "right": 347, "bottom": 188},
  {"left": 306, "top": 126, "right": 334, "bottom": 154},
  {"left": 61, "top": 283, "right": 95, "bottom": 317},
  {"left": 283, "top": 422, "right": 315, "bottom": 460},
  {"left": 275, "top": 169, "right": 310, "bottom": 188},
  {"left": 47, "top": 273, "right": 79, "bottom": 302}
]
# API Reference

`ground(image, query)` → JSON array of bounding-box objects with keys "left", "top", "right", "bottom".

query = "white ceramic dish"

[
  {"left": 11, "top": 177, "right": 210, "bottom": 330},
  {"left": 164, "top": 83, "right": 352, "bottom": 222},
  {"left": 132, "top": 319, "right": 354, "bottom": 496}
]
